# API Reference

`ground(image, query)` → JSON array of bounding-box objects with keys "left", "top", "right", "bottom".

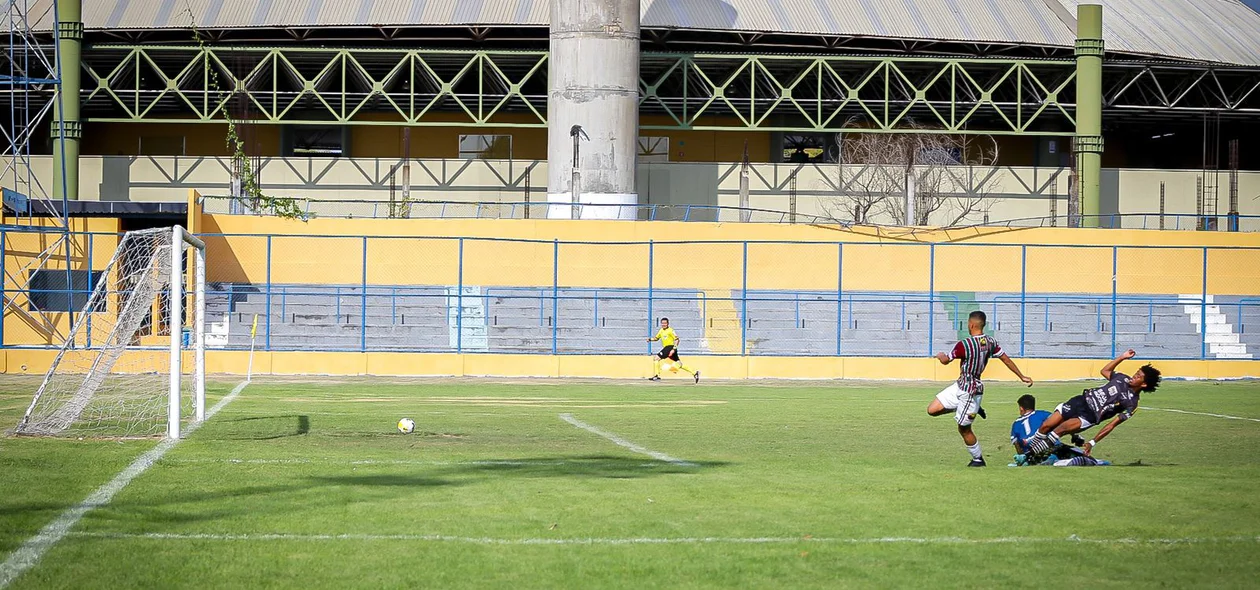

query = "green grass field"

[{"left": 2, "top": 375, "right": 1259, "bottom": 589}]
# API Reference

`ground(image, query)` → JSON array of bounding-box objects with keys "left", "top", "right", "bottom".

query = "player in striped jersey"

[{"left": 927, "top": 310, "right": 1034, "bottom": 467}]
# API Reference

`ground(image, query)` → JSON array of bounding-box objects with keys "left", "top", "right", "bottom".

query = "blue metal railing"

[
  {"left": 14, "top": 283, "right": 1260, "bottom": 359},
  {"left": 990, "top": 294, "right": 1197, "bottom": 333},
  {"left": 4, "top": 231, "right": 1259, "bottom": 359}
]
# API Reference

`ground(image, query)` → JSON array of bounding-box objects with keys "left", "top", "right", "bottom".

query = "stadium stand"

[{"left": 207, "top": 283, "right": 1245, "bottom": 359}]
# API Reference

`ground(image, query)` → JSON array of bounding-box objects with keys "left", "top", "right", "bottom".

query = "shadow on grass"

[
  {"left": 210, "top": 415, "right": 311, "bottom": 440},
  {"left": 308, "top": 455, "right": 723, "bottom": 488},
  {"left": 77, "top": 455, "right": 727, "bottom": 526},
  {"left": 1113, "top": 460, "right": 1170, "bottom": 467},
  {"left": 427, "top": 455, "right": 719, "bottom": 479}
]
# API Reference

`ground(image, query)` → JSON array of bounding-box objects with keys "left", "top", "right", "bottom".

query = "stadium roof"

[{"left": 61, "top": 0, "right": 1260, "bottom": 66}]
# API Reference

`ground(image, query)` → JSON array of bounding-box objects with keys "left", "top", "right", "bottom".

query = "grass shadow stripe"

[{"left": 0, "top": 380, "right": 250, "bottom": 589}]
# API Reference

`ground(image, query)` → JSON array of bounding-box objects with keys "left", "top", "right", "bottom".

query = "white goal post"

[{"left": 16, "top": 226, "right": 206, "bottom": 439}]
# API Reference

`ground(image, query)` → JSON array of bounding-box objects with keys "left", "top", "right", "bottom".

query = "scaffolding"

[
  {"left": 3, "top": 0, "right": 74, "bottom": 341},
  {"left": 3, "top": 0, "right": 68, "bottom": 220}
]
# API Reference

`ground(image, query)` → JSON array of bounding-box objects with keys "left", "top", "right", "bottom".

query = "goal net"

[{"left": 15, "top": 226, "right": 206, "bottom": 438}]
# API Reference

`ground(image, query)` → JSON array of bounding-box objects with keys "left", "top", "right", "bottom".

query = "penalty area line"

[
  {"left": 559, "top": 413, "right": 696, "bottom": 467},
  {"left": 1144, "top": 406, "right": 1260, "bottom": 423},
  {"left": 0, "top": 380, "right": 250, "bottom": 590},
  {"left": 64, "top": 531, "right": 1260, "bottom": 546}
]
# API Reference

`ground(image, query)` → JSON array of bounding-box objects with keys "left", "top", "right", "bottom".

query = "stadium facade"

[{"left": 9, "top": 0, "right": 1260, "bottom": 224}]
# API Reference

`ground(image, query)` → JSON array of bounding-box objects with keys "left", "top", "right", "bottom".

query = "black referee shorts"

[{"left": 657, "top": 346, "right": 680, "bottom": 361}]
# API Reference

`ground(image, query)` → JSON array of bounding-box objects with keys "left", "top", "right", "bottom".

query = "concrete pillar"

[
  {"left": 52, "top": 0, "right": 83, "bottom": 202},
  {"left": 547, "top": 0, "right": 640, "bottom": 220},
  {"left": 1074, "top": 2, "right": 1104, "bottom": 227}
]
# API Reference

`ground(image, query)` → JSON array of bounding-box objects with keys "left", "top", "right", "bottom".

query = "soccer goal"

[{"left": 15, "top": 226, "right": 206, "bottom": 439}]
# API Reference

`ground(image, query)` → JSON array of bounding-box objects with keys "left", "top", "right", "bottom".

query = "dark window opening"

[
  {"left": 27, "top": 269, "right": 106, "bottom": 312},
  {"left": 288, "top": 126, "right": 345, "bottom": 156}
]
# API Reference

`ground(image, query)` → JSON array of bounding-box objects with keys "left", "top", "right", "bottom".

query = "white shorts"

[{"left": 935, "top": 383, "right": 983, "bottom": 427}]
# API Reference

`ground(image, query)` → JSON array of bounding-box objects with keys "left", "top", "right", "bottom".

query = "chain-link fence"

[{"left": 5, "top": 228, "right": 1260, "bottom": 360}]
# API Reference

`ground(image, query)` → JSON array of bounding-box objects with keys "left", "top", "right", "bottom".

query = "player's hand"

[
  {"left": 934, "top": 352, "right": 950, "bottom": 364},
  {"left": 1122, "top": 349, "right": 1137, "bottom": 360},
  {"left": 1082, "top": 441, "right": 1094, "bottom": 456},
  {"left": 1021, "top": 376, "right": 1034, "bottom": 387}
]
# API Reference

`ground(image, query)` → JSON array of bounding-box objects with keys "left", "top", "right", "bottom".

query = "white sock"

[{"left": 966, "top": 443, "right": 983, "bottom": 460}]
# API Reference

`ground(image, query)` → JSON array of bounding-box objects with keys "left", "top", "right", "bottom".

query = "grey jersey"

[{"left": 1084, "top": 373, "right": 1140, "bottom": 422}]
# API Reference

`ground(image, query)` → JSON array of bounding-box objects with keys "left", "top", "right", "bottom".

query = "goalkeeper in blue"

[{"left": 1010, "top": 394, "right": 1108, "bottom": 467}]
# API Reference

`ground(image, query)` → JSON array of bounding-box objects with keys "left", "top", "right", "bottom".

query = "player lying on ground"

[
  {"left": 647, "top": 317, "right": 700, "bottom": 383},
  {"left": 1023, "top": 349, "right": 1161, "bottom": 458},
  {"left": 1010, "top": 394, "right": 1107, "bottom": 467},
  {"left": 927, "top": 310, "right": 1034, "bottom": 467}
]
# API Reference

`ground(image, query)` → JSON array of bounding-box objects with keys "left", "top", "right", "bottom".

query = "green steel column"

[
  {"left": 1074, "top": 2, "right": 1104, "bottom": 227},
  {"left": 52, "top": 0, "right": 83, "bottom": 201}
]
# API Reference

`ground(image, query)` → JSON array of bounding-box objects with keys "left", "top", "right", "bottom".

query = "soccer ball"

[
  {"left": 397, "top": 418, "right": 415, "bottom": 434},
  {"left": 664, "top": 361, "right": 679, "bottom": 373}
]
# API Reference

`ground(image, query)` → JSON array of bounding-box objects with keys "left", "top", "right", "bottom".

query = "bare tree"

[{"left": 822, "top": 122, "right": 1002, "bottom": 226}]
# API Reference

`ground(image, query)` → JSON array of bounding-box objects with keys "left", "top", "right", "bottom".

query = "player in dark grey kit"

[{"left": 1023, "top": 349, "right": 1161, "bottom": 458}]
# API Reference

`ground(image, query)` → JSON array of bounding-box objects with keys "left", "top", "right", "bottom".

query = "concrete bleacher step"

[{"left": 210, "top": 283, "right": 1228, "bottom": 358}]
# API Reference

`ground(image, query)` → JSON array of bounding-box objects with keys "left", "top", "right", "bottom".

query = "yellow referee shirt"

[{"left": 654, "top": 327, "right": 679, "bottom": 347}]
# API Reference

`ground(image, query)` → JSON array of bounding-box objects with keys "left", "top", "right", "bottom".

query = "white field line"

[
  {"left": 559, "top": 413, "right": 696, "bottom": 467},
  {"left": 159, "top": 458, "right": 671, "bottom": 468},
  {"left": 0, "top": 381, "right": 250, "bottom": 589},
  {"left": 64, "top": 531, "right": 1260, "bottom": 546},
  {"left": 1144, "top": 407, "right": 1260, "bottom": 423}
]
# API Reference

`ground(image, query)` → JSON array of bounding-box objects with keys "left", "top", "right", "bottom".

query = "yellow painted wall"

[
  {"left": 75, "top": 118, "right": 1085, "bottom": 166},
  {"left": 200, "top": 213, "right": 1260, "bottom": 247},
  {"left": 346, "top": 113, "right": 550, "bottom": 160},
  {"left": 82, "top": 122, "right": 282, "bottom": 157},
  {"left": 82, "top": 114, "right": 771, "bottom": 162},
  {"left": 2, "top": 218, "right": 123, "bottom": 347},
  {"left": 6, "top": 216, "right": 1260, "bottom": 358},
  {"left": 4, "top": 349, "right": 1258, "bottom": 381},
  {"left": 192, "top": 215, "right": 1260, "bottom": 298}
]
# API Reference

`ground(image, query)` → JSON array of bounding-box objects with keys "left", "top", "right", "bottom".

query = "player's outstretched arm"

[
  {"left": 1101, "top": 349, "right": 1137, "bottom": 379},
  {"left": 936, "top": 341, "right": 966, "bottom": 365},
  {"left": 1083, "top": 415, "right": 1126, "bottom": 455},
  {"left": 999, "top": 354, "right": 1034, "bottom": 386}
]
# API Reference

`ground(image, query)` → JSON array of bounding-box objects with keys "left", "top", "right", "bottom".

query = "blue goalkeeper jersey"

[{"left": 1011, "top": 410, "right": 1051, "bottom": 448}]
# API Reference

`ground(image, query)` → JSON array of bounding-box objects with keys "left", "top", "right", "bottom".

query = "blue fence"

[{"left": 3, "top": 227, "right": 1260, "bottom": 360}]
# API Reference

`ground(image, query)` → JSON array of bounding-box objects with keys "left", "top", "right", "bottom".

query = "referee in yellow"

[{"left": 647, "top": 317, "right": 700, "bottom": 383}]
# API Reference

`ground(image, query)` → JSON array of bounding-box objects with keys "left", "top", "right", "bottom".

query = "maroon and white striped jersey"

[{"left": 948, "top": 334, "right": 1006, "bottom": 394}]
